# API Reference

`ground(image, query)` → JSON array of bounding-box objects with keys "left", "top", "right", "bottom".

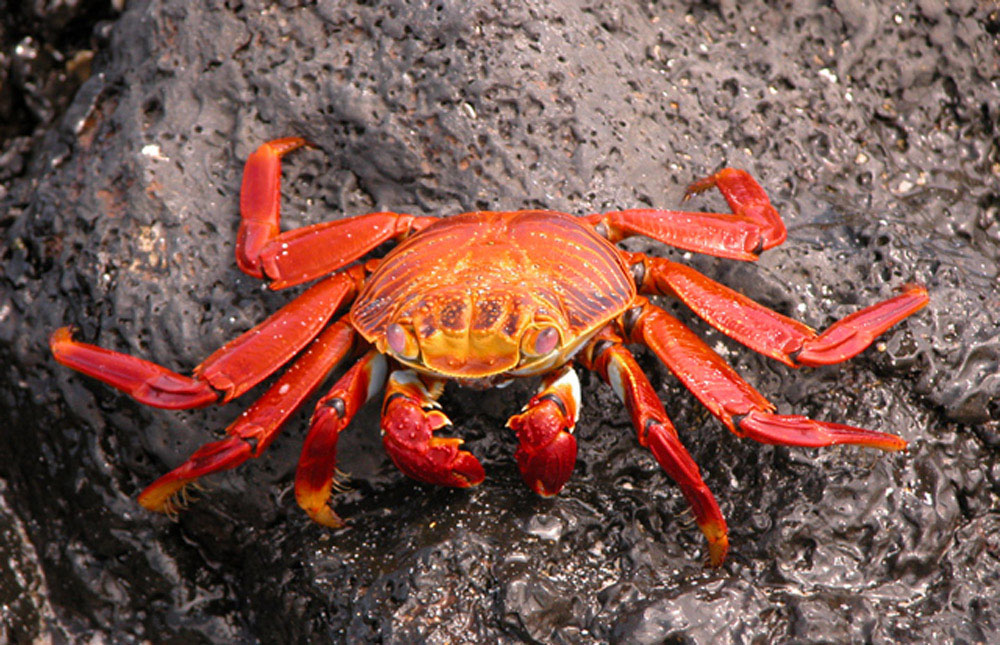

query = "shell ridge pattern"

[{"left": 350, "top": 211, "right": 635, "bottom": 378}]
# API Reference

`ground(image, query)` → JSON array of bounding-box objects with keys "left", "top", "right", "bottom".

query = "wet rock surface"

[{"left": 2, "top": 0, "right": 998, "bottom": 642}]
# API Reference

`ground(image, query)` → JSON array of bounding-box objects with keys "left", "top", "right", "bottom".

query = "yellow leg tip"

[
  {"left": 138, "top": 477, "right": 195, "bottom": 516},
  {"left": 700, "top": 521, "right": 730, "bottom": 567},
  {"left": 306, "top": 506, "right": 345, "bottom": 529},
  {"left": 296, "top": 487, "right": 345, "bottom": 528}
]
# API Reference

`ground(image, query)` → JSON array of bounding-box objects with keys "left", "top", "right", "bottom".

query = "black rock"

[{"left": 2, "top": 1, "right": 998, "bottom": 642}]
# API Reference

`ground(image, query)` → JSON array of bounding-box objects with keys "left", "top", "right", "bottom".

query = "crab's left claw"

[{"left": 507, "top": 366, "right": 580, "bottom": 497}]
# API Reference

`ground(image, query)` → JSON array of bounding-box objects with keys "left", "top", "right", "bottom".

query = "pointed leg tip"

[
  {"left": 307, "top": 506, "right": 346, "bottom": 529},
  {"left": 707, "top": 537, "right": 730, "bottom": 568},
  {"left": 138, "top": 477, "right": 194, "bottom": 514},
  {"left": 49, "top": 325, "right": 75, "bottom": 348},
  {"left": 740, "top": 412, "right": 909, "bottom": 452},
  {"left": 49, "top": 326, "right": 87, "bottom": 366},
  {"left": 796, "top": 282, "right": 931, "bottom": 366},
  {"left": 698, "top": 519, "right": 730, "bottom": 567},
  {"left": 263, "top": 136, "right": 311, "bottom": 156},
  {"left": 900, "top": 282, "right": 929, "bottom": 299},
  {"left": 684, "top": 175, "right": 717, "bottom": 198},
  {"left": 873, "top": 434, "right": 908, "bottom": 452},
  {"left": 295, "top": 486, "right": 347, "bottom": 528},
  {"left": 138, "top": 436, "right": 253, "bottom": 515},
  {"left": 49, "top": 325, "right": 221, "bottom": 409},
  {"left": 813, "top": 418, "right": 908, "bottom": 452}
]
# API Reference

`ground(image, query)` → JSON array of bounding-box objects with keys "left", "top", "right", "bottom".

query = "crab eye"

[
  {"left": 521, "top": 325, "right": 560, "bottom": 358},
  {"left": 386, "top": 323, "right": 419, "bottom": 360}
]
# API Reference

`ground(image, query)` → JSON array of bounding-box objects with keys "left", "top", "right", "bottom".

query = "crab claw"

[
  {"left": 507, "top": 398, "right": 578, "bottom": 497},
  {"left": 381, "top": 389, "right": 485, "bottom": 488},
  {"left": 506, "top": 366, "right": 580, "bottom": 497}
]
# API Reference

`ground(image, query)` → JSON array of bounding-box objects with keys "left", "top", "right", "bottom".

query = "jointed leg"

[
  {"left": 295, "top": 349, "right": 388, "bottom": 527},
  {"left": 380, "top": 370, "right": 486, "bottom": 489},
  {"left": 139, "top": 318, "right": 358, "bottom": 514},
  {"left": 580, "top": 335, "right": 729, "bottom": 566},
  {"left": 50, "top": 326, "right": 217, "bottom": 409},
  {"left": 50, "top": 267, "right": 364, "bottom": 407},
  {"left": 629, "top": 301, "right": 907, "bottom": 451},
  {"left": 238, "top": 137, "right": 309, "bottom": 277},
  {"left": 196, "top": 267, "right": 365, "bottom": 401},
  {"left": 632, "top": 255, "right": 929, "bottom": 367},
  {"left": 237, "top": 137, "right": 437, "bottom": 289},
  {"left": 506, "top": 365, "right": 580, "bottom": 497},
  {"left": 586, "top": 168, "right": 786, "bottom": 261}
]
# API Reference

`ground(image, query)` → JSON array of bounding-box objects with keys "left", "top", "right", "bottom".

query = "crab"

[{"left": 51, "top": 137, "right": 929, "bottom": 565}]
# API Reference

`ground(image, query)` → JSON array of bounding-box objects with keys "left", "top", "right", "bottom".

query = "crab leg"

[
  {"left": 380, "top": 370, "right": 486, "bottom": 489},
  {"left": 50, "top": 326, "right": 218, "bottom": 409},
  {"left": 506, "top": 365, "right": 580, "bottom": 497},
  {"left": 51, "top": 267, "right": 364, "bottom": 409},
  {"left": 238, "top": 136, "right": 436, "bottom": 289},
  {"left": 580, "top": 335, "right": 728, "bottom": 566},
  {"left": 630, "top": 301, "right": 908, "bottom": 452},
  {"left": 138, "top": 318, "right": 358, "bottom": 514},
  {"left": 633, "top": 255, "right": 930, "bottom": 366},
  {"left": 587, "top": 168, "right": 786, "bottom": 261},
  {"left": 195, "top": 267, "right": 364, "bottom": 401},
  {"left": 295, "top": 349, "right": 387, "bottom": 527}
]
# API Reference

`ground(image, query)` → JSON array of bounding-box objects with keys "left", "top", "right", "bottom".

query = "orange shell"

[{"left": 350, "top": 210, "right": 636, "bottom": 378}]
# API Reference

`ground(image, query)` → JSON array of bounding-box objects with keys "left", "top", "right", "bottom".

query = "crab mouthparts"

[{"left": 411, "top": 326, "right": 522, "bottom": 377}]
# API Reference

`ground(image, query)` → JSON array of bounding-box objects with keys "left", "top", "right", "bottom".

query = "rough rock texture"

[{"left": 2, "top": 0, "right": 998, "bottom": 642}]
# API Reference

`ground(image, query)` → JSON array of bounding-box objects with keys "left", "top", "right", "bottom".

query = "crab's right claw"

[{"left": 381, "top": 394, "right": 485, "bottom": 488}]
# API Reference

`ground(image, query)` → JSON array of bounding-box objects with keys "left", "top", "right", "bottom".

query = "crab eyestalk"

[
  {"left": 386, "top": 322, "right": 420, "bottom": 360},
  {"left": 520, "top": 325, "right": 561, "bottom": 358}
]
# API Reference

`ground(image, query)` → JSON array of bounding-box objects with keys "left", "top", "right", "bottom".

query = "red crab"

[{"left": 51, "top": 137, "right": 928, "bottom": 565}]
